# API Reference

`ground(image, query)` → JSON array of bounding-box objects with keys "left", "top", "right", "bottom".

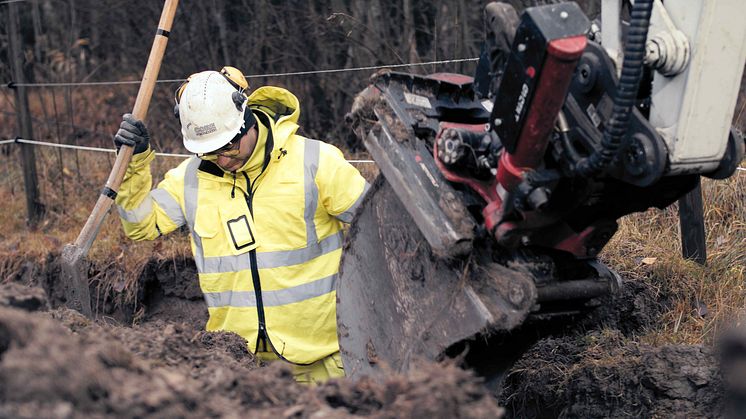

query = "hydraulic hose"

[{"left": 574, "top": 0, "right": 654, "bottom": 177}]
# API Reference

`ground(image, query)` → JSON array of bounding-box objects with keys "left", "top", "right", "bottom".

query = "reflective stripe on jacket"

[{"left": 115, "top": 86, "right": 369, "bottom": 364}]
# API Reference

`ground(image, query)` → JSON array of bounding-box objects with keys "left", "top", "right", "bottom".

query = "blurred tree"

[{"left": 0, "top": 0, "right": 601, "bottom": 151}]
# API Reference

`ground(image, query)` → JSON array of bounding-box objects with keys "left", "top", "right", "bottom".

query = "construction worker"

[{"left": 113, "top": 67, "right": 369, "bottom": 384}]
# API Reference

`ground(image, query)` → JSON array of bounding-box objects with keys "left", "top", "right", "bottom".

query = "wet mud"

[
  {"left": 0, "top": 259, "right": 503, "bottom": 419},
  {"left": 500, "top": 278, "right": 728, "bottom": 418},
  {"left": 0, "top": 249, "right": 737, "bottom": 418}
]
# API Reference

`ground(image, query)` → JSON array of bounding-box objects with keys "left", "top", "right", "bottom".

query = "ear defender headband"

[
  {"left": 172, "top": 75, "right": 191, "bottom": 119},
  {"left": 173, "top": 66, "right": 256, "bottom": 131}
]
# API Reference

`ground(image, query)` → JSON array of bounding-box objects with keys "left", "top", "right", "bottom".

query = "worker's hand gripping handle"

[{"left": 72, "top": 0, "right": 179, "bottom": 253}]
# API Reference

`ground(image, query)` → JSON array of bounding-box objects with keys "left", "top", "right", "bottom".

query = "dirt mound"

[
  {"left": 581, "top": 277, "right": 667, "bottom": 336},
  {"left": 0, "top": 304, "right": 265, "bottom": 418},
  {"left": 0, "top": 283, "right": 503, "bottom": 418},
  {"left": 502, "top": 331, "right": 722, "bottom": 418},
  {"left": 315, "top": 363, "right": 504, "bottom": 418},
  {"left": 500, "top": 278, "right": 725, "bottom": 418},
  {"left": 0, "top": 281, "right": 48, "bottom": 312},
  {"left": 2, "top": 255, "right": 725, "bottom": 418}
]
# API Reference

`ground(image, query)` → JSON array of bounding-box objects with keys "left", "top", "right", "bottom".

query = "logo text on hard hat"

[{"left": 194, "top": 123, "right": 217, "bottom": 136}]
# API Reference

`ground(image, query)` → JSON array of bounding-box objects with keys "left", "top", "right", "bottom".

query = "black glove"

[{"left": 114, "top": 113, "right": 150, "bottom": 154}]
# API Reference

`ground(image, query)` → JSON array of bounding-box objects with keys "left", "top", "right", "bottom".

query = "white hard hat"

[{"left": 177, "top": 70, "right": 246, "bottom": 154}]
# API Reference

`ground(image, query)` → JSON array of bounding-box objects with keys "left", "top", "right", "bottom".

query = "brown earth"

[
  {"left": 0, "top": 261, "right": 504, "bottom": 419},
  {"left": 499, "top": 278, "right": 731, "bottom": 419},
  {"left": 1, "top": 252, "right": 736, "bottom": 419},
  {"left": 1, "top": 251, "right": 740, "bottom": 418},
  {"left": 501, "top": 331, "right": 723, "bottom": 418}
]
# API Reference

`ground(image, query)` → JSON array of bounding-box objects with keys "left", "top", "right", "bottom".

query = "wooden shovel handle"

[{"left": 72, "top": 0, "right": 179, "bottom": 252}]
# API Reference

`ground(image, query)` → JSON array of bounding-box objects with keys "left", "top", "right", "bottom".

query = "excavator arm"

[{"left": 340, "top": 0, "right": 746, "bottom": 380}]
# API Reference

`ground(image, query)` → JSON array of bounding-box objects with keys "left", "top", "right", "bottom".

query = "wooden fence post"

[
  {"left": 8, "top": 2, "right": 44, "bottom": 227},
  {"left": 678, "top": 177, "right": 706, "bottom": 265}
]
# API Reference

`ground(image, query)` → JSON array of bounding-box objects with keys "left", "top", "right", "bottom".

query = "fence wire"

[
  {"left": 5, "top": 58, "right": 480, "bottom": 88},
  {"left": 0, "top": 138, "right": 375, "bottom": 163},
  {"left": 1, "top": 137, "right": 742, "bottom": 170}
]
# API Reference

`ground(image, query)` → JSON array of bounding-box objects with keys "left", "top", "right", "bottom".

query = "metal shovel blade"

[{"left": 61, "top": 244, "right": 93, "bottom": 318}]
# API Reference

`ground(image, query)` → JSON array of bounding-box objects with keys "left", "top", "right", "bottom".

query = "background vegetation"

[{"left": 1, "top": 0, "right": 492, "bottom": 150}]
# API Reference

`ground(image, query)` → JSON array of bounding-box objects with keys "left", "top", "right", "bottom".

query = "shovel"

[{"left": 61, "top": 0, "right": 179, "bottom": 318}]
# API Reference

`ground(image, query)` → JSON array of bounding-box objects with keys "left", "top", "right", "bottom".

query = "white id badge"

[{"left": 225, "top": 214, "right": 259, "bottom": 252}]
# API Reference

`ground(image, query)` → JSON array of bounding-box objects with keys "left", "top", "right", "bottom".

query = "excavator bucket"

[
  {"left": 339, "top": 70, "right": 621, "bottom": 379},
  {"left": 337, "top": 175, "right": 537, "bottom": 377},
  {"left": 338, "top": 73, "right": 539, "bottom": 377},
  {"left": 339, "top": 0, "right": 746, "bottom": 380}
]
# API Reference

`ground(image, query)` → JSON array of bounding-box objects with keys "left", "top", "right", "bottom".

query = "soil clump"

[
  {"left": 0, "top": 279, "right": 503, "bottom": 418},
  {"left": 1, "top": 253, "right": 733, "bottom": 418},
  {"left": 500, "top": 278, "right": 726, "bottom": 418}
]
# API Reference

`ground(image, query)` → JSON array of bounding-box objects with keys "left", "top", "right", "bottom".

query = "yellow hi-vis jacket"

[{"left": 115, "top": 86, "right": 369, "bottom": 365}]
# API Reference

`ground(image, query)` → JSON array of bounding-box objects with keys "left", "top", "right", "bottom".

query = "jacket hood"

[{"left": 236, "top": 86, "right": 301, "bottom": 175}]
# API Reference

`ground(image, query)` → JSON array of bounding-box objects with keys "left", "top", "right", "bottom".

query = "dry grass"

[
  {"left": 0, "top": 145, "right": 192, "bottom": 296},
  {"left": 601, "top": 173, "right": 745, "bottom": 345}
]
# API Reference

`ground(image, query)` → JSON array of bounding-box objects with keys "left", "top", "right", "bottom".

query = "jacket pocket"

[{"left": 194, "top": 205, "right": 219, "bottom": 239}]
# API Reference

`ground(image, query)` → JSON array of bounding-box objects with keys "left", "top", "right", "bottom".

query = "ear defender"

[
  {"left": 173, "top": 75, "right": 192, "bottom": 120},
  {"left": 220, "top": 66, "right": 249, "bottom": 91},
  {"left": 230, "top": 91, "right": 245, "bottom": 111},
  {"left": 222, "top": 66, "right": 250, "bottom": 111}
]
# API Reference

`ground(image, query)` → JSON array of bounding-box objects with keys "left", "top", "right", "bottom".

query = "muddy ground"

[
  {"left": 0, "top": 258, "right": 503, "bottom": 419},
  {"left": 1, "top": 255, "right": 743, "bottom": 418},
  {"left": 499, "top": 277, "right": 746, "bottom": 419}
]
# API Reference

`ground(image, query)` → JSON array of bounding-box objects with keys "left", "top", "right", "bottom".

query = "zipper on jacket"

[
  {"left": 238, "top": 114, "right": 309, "bottom": 364},
  {"left": 242, "top": 172, "right": 271, "bottom": 354},
  {"left": 248, "top": 248, "right": 268, "bottom": 352}
]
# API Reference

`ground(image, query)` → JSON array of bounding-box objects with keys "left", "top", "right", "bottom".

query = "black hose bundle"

[{"left": 574, "top": 0, "right": 654, "bottom": 177}]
